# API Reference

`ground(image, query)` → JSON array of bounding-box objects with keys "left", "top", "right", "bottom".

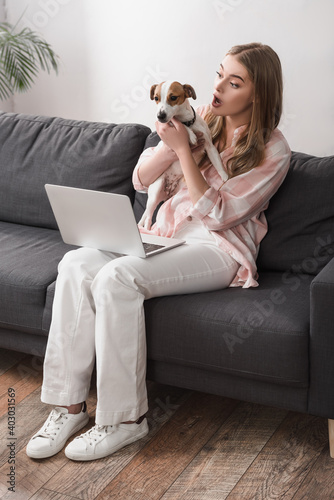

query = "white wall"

[{"left": 3, "top": 0, "right": 334, "bottom": 156}]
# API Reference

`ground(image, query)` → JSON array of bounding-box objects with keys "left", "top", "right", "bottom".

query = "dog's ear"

[
  {"left": 183, "top": 84, "right": 197, "bottom": 100},
  {"left": 150, "top": 84, "right": 158, "bottom": 100}
]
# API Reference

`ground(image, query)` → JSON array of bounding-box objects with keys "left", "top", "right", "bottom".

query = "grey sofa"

[{"left": 1, "top": 111, "right": 334, "bottom": 455}]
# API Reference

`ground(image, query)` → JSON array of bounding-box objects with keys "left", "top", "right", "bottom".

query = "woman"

[{"left": 26, "top": 42, "right": 291, "bottom": 461}]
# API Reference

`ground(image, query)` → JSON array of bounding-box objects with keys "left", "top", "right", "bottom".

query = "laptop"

[{"left": 44, "top": 184, "right": 185, "bottom": 258}]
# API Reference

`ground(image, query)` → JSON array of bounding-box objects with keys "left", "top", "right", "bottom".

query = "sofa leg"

[{"left": 329, "top": 419, "right": 334, "bottom": 458}]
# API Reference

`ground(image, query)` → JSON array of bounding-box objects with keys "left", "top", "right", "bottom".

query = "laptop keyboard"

[{"left": 143, "top": 242, "right": 164, "bottom": 254}]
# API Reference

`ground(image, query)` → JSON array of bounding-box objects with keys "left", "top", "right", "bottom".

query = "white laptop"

[{"left": 44, "top": 184, "right": 185, "bottom": 258}]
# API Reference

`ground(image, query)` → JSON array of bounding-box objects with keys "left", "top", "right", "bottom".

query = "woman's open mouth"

[{"left": 212, "top": 95, "right": 222, "bottom": 108}]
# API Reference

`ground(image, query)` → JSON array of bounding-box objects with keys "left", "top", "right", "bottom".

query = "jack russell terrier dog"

[{"left": 138, "top": 80, "right": 228, "bottom": 230}]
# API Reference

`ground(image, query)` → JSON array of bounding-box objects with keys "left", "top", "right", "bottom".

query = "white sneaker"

[
  {"left": 65, "top": 418, "right": 149, "bottom": 461},
  {"left": 26, "top": 403, "right": 89, "bottom": 459}
]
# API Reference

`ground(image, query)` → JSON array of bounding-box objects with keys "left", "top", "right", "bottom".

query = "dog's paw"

[
  {"left": 188, "top": 129, "right": 197, "bottom": 145},
  {"left": 138, "top": 216, "right": 152, "bottom": 231}
]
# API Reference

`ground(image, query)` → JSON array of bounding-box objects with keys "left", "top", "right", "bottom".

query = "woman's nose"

[{"left": 215, "top": 80, "right": 224, "bottom": 92}]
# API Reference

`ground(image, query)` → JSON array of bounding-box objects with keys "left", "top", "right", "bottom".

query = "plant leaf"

[
  {"left": 0, "top": 20, "right": 59, "bottom": 99},
  {"left": 0, "top": 66, "right": 13, "bottom": 100}
]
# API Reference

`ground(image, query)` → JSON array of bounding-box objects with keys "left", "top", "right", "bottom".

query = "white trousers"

[{"left": 41, "top": 240, "right": 238, "bottom": 425}]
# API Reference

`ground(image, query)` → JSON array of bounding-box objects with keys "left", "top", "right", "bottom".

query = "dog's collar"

[{"left": 181, "top": 106, "right": 196, "bottom": 127}]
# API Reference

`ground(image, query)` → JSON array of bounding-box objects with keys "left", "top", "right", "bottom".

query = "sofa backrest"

[
  {"left": 0, "top": 112, "right": 151, "bottom": 229},
  {"left": 134, "top": 133, "right": 334, "bottom": 277},
  {"left": 257, "top": 151, "right": 334, "bottom": 275}
]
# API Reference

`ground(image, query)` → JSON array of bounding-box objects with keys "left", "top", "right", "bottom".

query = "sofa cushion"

[
  {"left": 0, "top": 112, "right": 151, "bottom": 229},
  {"left": 257, "top": 152, "right": 334, "bottom": 275},
  {"left": 145, "top": 272, "right": 312, "bottom": 387},
  {"left": 0, "top": 221, "right": 73, "bottom": 333}
]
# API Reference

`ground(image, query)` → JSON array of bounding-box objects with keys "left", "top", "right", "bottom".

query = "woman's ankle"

[
  {"left": 122, "top": 415, "right": 145, "bottom": 424},
  {"left": 64, "top": 402, "right": 85, "bottom": 414}
]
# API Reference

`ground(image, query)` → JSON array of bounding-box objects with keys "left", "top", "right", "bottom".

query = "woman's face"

[{"left": 211, "top": 54, "right": 255, "bottom": 125}]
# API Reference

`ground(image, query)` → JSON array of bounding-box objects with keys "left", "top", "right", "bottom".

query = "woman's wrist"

[
  {"left": 176, "top": 145, "right": 193, "bottom": 161},
  {"left": 177, "top": 148, "right": 209, "bottom": 203},
  {"left": 160, "top": 142, "right": 178, "bottom": 163}
]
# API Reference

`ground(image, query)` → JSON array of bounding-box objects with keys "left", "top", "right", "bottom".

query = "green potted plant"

[{"left": 0, "top": 17, "right": 59, "bottom": 101}]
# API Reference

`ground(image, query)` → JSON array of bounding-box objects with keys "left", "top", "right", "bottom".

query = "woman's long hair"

[{"left": 201, "top": 43, "right": 283, "bottom": 178}]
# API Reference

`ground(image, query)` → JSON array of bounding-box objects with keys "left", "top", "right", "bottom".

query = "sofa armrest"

[{"left": 308, "top": 257, "right": 334, "bottom": 417}]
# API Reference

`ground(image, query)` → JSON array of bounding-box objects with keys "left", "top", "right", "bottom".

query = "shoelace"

[
  {"left": 79, "top": 424, "right": 113, "bottom": 446},
  {"left": 35, "top": 409, "right": 68, "bottom": 440}
]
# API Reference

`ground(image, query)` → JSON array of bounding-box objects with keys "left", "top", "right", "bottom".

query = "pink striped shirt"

[{"left": 132, "top": 105, "right": 291, "bottom": 288}]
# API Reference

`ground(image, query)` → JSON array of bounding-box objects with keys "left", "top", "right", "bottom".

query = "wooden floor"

[{"left": 1, "top": 348, "right": 334, "bottom": 500}]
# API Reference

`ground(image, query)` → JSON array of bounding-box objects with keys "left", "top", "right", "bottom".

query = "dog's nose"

[{"left": 157, "top": 111, "right": 167, "bottom": 122}]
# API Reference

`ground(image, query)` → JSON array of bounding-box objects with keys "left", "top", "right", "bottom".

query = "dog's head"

[{"left": 150, "top": 81, "right": 197, "bottom": 123}]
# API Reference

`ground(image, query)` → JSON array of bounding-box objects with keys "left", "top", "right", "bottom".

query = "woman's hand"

[
  {"left": 155, "top": 119, "right": 189, "bottom": 156},
  {"left": 156, "top": 118, "right": 204, "bottom": 158}
]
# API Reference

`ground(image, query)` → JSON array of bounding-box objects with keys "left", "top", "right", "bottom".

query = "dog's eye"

[
  {"left": 170, "top": 95, "right": 178, "bottom": 101},
  {"left": 154, "top": 96, "right": 159, "bottom": 101}
]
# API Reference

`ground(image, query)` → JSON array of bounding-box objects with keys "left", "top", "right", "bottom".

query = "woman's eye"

[
  {"left": 230, "top": 82, "right": 239, "bottom": 89},
  {"left": 170, "top": 95, "right": 178, "bottom": 101},
  {"left": 216, "top": 71, "right": 222, "bottom": 78}
]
